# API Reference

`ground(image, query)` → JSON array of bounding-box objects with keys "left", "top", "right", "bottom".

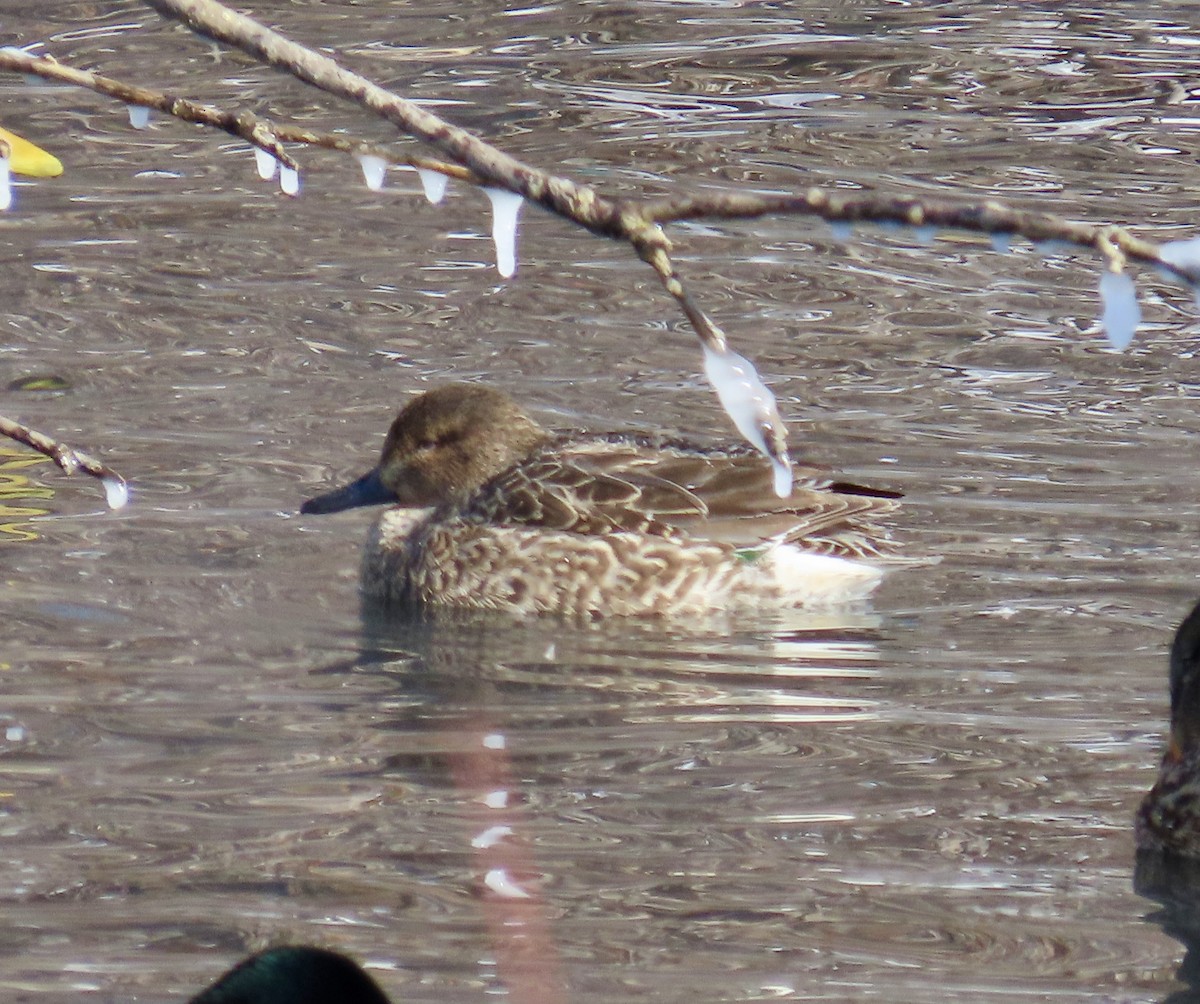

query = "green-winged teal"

[
  {"left": 1138, "top": 600, "right": 1200, "bottom": 857},
  {"left": 301, "top": 383, "right": 902, "bottom": 620},
  {"left": 190, "top": 946, "right": 389, "bottom": 1003}
]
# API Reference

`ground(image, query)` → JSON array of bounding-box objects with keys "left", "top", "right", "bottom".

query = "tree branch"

[
  {"left": 4, "top": 2, "right": 1193, "bottom": 495},
  {"left": 0, "top": 415, "right": 128, "bottom": 509},
  {"left": 140, "top": 0, "right": 794, "bottom": 481},
  {"left": 0, "top": 48, "right": 475, "bottom": 184}
]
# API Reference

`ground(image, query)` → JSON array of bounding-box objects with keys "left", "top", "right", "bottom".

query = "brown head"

[{"left": 301, "top": 383, "right": 548, "bottom": 514}]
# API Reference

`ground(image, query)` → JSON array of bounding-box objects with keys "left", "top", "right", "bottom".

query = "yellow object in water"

[{"left": 0, "top": 125, "right": 62, "bottom": 177}]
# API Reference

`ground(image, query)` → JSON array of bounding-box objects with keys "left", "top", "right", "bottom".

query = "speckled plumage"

[
  {"left": 301, "top": 383, "right": 903, "bottom": 620},
  {"left": 1138, "top": 600, "right": 1200, "bottom": 857}
]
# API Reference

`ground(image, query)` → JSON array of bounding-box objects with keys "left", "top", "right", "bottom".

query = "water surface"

[{"left": 1, "top": 2, "right": 1198, "bottom": 1001}]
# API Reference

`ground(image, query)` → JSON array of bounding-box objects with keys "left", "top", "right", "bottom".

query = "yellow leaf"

[{"left": 0, "top": 125, "right": 63, "bottom": 178}]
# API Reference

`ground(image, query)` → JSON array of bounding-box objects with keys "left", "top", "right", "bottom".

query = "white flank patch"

[{"left": 769, "top": 548, "right": 883, "bottom": 606}]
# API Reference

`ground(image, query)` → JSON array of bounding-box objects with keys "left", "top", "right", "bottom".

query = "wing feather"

[{"left": 458, "top": 435, "right": 899, "bottom": 558}]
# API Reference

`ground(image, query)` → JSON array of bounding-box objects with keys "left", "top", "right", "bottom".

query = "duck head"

[
  {"left": 189, "top": 946, "right": 390, "bottom": 1004},
  {"left": 301, "top": 383, "right": 548, "bottom": 514}
]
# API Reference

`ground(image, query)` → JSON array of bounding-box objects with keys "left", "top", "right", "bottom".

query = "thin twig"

[
  {"left": 0, "top": 415, "right": 127, "bottom": 507},
  {"left": 639, "top": 188, "right": 1183, "bottom": 282},
  {"left": 0, "top": 49, "right": 296, "bottom": 170},
  {"left": 0, "top": 49, "right": 475, "bottom": 183},
  {"left": 142, "top": 0, "right": 638, "bottom": 233}
]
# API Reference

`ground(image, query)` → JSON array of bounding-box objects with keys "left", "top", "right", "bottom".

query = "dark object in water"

[{"left": 189, "top": 946, "right": 391, "bottom": 1004}]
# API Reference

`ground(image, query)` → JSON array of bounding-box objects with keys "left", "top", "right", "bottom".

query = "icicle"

[
  {"left": 417, "top": 167, "right": 448, "bottom": 204},
  {"left": 253, "top": 147, "right": 278, "bottom": 180},
  {"left": 989, "top": 232, "right": 1012, "bottom": 254},
  {"left": 1159, "top": 236, "right": 1200, "bottom": 307},
  {"left": 702, "top": 344, "right": 793, "bottom": 497},
  {"left": 358, "top": 153, "right": 387, "bottom": 191},
  {"left": 1098, "top": 271, "right": 1140, "bottom": 350},
  {"left": 126, "top": 104, "right": 151, "bottom": 130},
  {"left": 102, "top": 475, "right": 129, "bottom": 510},
  {"left": 0, "top": 156, "right": 11, "bottom": 212},
  {"left": 279, "top": 164, "right": 300, "bottom": 196},
  {"left": 1160, "top": 236, "right": 1200, "bottom": 273},
  {"left": 913, "top": 225, "right": 937, "bottom": 244},
  {"left": 770, "top": 456, "right": 792, "bottom": 497},
  {"left": 483, "top": 187, "right": 523, "bottom": 278}
]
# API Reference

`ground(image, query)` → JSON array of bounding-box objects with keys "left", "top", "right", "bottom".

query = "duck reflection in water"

[
  {"left": 189, "top": 946, "right": 390, "bottom": 1004},
  {"left": 1135, "top": 853, "right": 1200, "bottom": 1003},
  {"left": 300, "top": 383, "right": 903, "bottom": 621}
]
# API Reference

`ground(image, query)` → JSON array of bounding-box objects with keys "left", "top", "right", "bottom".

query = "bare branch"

[
  {"left": 142, "top": 1, "right": 636, "bottom": 233},
  {"left": 135, "top": 0, "right": 799, "bottom": 479},
  {"left": 6, "top": 2, "right": 1191, "bottom": 483},
  {"left": 0, "top": 49, "right": 475, "bottom": 184},
  {"left": 0, "top": 415, "right": 128, "bottom": 509},
  {"left": 0, "top": 48, "right": 297, "bottom": 171},
  {"left": 640, "top": 188, "right": 1182, "bottom": 283}
]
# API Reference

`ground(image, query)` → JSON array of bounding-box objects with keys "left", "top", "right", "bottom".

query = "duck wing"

[{"left": 462, "top": 435, "right": 900, "bottom": 559}]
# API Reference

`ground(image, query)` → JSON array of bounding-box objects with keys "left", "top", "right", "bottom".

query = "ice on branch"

[
  {"left": 703, "top": 344, "right": 792, "bottom": 497},
  {"left": 484, "top": 187, "right": 523, "bottom": 278},
  {"left": 279, "top": 164, "right": 300, "bottom": 196},
  {"left": 417, "top": 167, "right": 448, "bottom": 204},
  {"left": 358, "top": 153, "right": 387, "bottom": 191},
  {"left": 253, "top": 146, "right": 278, "bottom": 180},
  {"left": 126, "top": 104, "right": 151, "bottom": 129},
  {"left": 1098, "top": 271, "right": 1140, "bottom": 350},
  {"left": 1159, "top": 237, "right": 1200, "bottom": 306},
  {"left": 102, "top": 475, "right": 129, "bottom": 510}
]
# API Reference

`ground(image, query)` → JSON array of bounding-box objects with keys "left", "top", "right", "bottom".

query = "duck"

[
  {"left": 189, "top": 946, "right": 390, "bottom": 1004},
  {"left": 1138, "top": 599, "right": 1200, "bottom": 857},
  {"left": 300, "top": 383, "right": 902, "bottom": 620}
]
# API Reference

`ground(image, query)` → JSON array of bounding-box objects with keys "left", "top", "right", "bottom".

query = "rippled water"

[{"left": 2, "top": 2, "right": 1199, "bottom": 1001}]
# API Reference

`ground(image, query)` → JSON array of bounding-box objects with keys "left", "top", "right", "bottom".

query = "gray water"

[{"left": 1, "top": 1, "right": 1198, "bottom": 1000}]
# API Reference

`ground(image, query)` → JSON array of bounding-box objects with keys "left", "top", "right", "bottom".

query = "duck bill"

[{"left": 301, "top": 467, "right": 395, "bottom": 514}]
